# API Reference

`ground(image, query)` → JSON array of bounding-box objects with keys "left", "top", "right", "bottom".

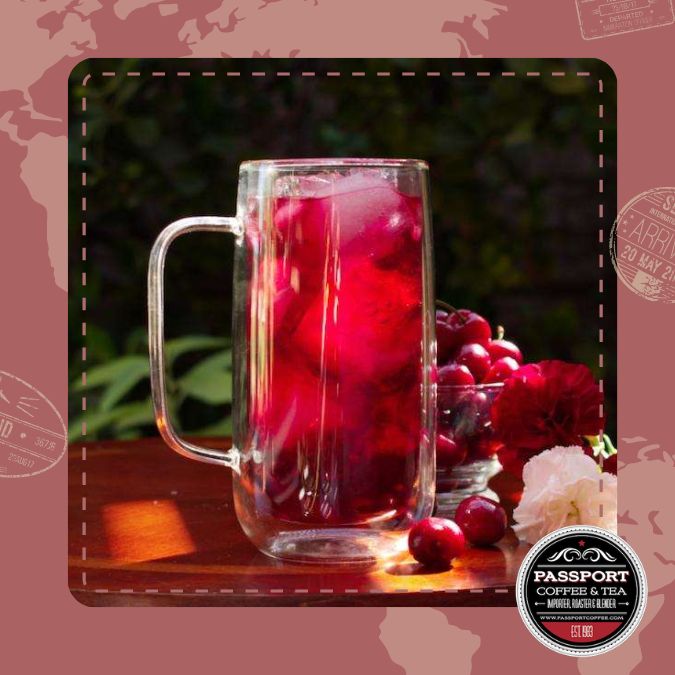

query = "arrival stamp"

[{"left": 610, "top": 187, "right": 675, "bottom": 303}]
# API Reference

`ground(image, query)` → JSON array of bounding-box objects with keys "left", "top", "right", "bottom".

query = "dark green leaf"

[
  {"left": 178, "top": 349, "right": 232, "bottom": 404},
  {"left": 68, "top": 408, "right": 125, "bottom": 441},
  {"left": 179, "top": 367, "right": 232, "bottom": 405},
  {"left": 113, "top": 399, "right": 156, "bottom": 431},
  {"left": 99, "top": 358, "right": 150, "bottom": 411},
  {"left": 72, "top": 355, "right": 148, "bottom": 391}
]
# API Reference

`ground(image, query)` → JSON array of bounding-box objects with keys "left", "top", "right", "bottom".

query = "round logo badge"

[{"left": 516, "top": 526, "right": 647, "bottom": 656}]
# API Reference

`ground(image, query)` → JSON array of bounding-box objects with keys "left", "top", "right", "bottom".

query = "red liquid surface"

[{"left": 243, "top": 173, "right": 424, "bottom": 526}]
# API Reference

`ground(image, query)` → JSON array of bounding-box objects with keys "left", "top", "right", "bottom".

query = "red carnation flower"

[{"left": 491, "top": 360, "right": 604, "bottom": 452}]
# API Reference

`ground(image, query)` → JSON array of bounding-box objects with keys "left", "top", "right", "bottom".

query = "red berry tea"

[{"left": 238, "top": 171, "right": 427, "bottom": 529}]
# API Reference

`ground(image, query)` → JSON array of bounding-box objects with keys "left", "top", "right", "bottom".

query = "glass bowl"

[{"left": 435, "top": 383, "right": 504, "bottom": 515}]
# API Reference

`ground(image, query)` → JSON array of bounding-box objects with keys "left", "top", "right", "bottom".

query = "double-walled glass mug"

[{"left": 148, "top": 158, "right": 436, "bottom": 564}]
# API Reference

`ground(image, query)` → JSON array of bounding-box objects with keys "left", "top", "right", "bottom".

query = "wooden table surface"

[{"left": 69, "top": 437, "right": 528, "bottom": 606}]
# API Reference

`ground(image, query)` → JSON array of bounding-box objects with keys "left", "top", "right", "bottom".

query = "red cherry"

[
  {"left": 455, "top": 496, "right": 507, "bottom": 546},
  {"left": 456, "top": 343, "right": 491, "bottom": 382},
  {"left": 468, "top": 390, "right": 489, "bottom": 408},
  {"left": 446, "top": 309, "right": 492, "bottom": 348},
  {"left": 483, "top": 356, "right": 519, "bottom": 383},
  {"left": 438, "top": 363, "right": 475, "bottom": 387},
  {"left": 436, "top": 309, "right": 449, "bottom": 321},
  {"left": 487, "top": 339, "right": 523, "bottom": 364},
  {"left": 436, "top": 319, "right": 457, "bottom": 363},
  {"left": 436, "top": 434, "right": 468, "bottom": 469},
  {"left": 408, "top": 517, "right": 466, "bottom": 567}
]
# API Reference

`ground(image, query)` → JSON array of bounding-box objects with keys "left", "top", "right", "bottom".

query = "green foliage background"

[{"left": 68, "top": 58, "right": 617, "bottom": 441}]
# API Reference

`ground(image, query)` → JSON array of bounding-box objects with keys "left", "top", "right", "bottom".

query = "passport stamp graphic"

[
  {"left": 575, "top": 0, "right": 674, "bottom": 39},
  {"left": 0, "top": 371, "right": 66, "bottom": 478},
  {"left": 610, "top": 187, "right": 675, "bottom": 303}
]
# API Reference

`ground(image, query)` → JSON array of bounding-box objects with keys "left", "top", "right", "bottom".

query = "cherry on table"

[
  {"left": 455, "top": 496, "right": 507, "bottom": 546},
  {"left": 408, "top": 517, "right": 466, "bottom": 568}
]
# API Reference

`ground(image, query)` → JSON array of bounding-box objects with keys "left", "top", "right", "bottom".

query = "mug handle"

[{"left": 148, "top": 216, "right": 242, "bottom": 470}]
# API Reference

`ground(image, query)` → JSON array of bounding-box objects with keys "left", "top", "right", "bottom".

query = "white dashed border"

[{"left": 78, "top": 64, "right": 606, "bottom": 597}]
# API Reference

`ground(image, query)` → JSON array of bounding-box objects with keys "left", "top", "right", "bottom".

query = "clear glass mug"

[{"left": 148, "top": 158, "right": 436, "bottom": 564}]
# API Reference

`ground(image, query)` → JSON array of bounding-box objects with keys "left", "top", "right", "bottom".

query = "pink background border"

[{"left": 1, "top": 1, "right": 673, "bottom": 673}]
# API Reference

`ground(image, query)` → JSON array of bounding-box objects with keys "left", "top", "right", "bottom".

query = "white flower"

[{"left": 513, "top": 446, "right": 617, "bottom": 545}]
